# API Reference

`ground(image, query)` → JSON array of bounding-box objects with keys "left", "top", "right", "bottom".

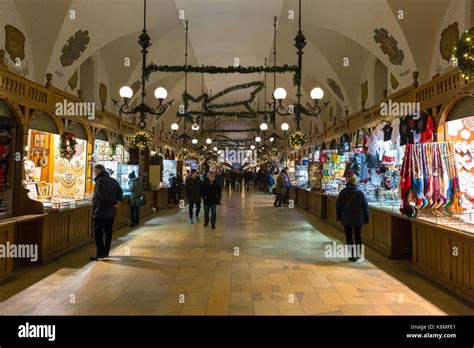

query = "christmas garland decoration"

[
  {"left": 178, "top": 147, "right": 189, "bottom": 159},
  {"left": 58, "top": 132, "right": 78, "bottom": 161},
  {"left": 132, "top": 130, "right": 153, "bottom": 149},
  {"left": 179, "top": 81, "right": 273, "bottom": 120},
  {"left": 454, "top": 27, "right": 474, "bottom": 80},
  {"left": 144, "top": 63, "right": 299, "bottom": 82},
  {"left": 143, "top": 63, "right": 300, "bottom": 120},
  {"left": 289, "top": 130, "right": 307, "bottom": 149}
]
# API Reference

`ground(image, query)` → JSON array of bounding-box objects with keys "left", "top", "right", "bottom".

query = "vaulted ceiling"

[{"left": 2, "top": 0, "right": 471, "bottom": 143}]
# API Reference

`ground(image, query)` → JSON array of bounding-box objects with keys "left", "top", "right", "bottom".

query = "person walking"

[
  {"left": 169, "top": 175, "right": 179, "bottom": 206},
  {"left": 274, "top": 171, "right": 286, "bottom": 207},
  {"left": 201, "top": 172, "right": 221, "bottom": 229},
  {"left": 91, "top": 164, "right": 123, "bottom": 261},
  {"left": 185, "top": 169, "right": 202, "bottom": 224},
  {"left": 266, "top": 172, "right": 275, "bottom": 195},
  {"left": 215, "top": 169, "right": 225, "bottom": 204},
  {"left": 128, "top": 171, "right": 144, "bottom": 227},
  {"left": 244, "top": 170, "right": 253, "bottom": 192},
  {"left": 230, "top": 169, "right": 237, "bottom": 192},
  {"left": 336, "top": 174, "right": 369, "bottom": 262},
  {"left": 176, "top": 173, "right": 184, "bottom": 202},
  {"left": 283, "top": 167, "right": 291, "bottom": 203}
]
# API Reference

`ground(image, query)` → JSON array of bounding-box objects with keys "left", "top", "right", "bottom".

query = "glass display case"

[
  {"left": 308, "top": 162, "right": 322, "bottom": 190},
  {"left": 321, "top": 151, "right": 346, "bottom": 195},
  {"left": 162, "top": 160, "right": 177, "bottom": 188},
  {"left": 118, "top": 164, "right": 140, "bottom": 191},
  {"left": 416, "top": 209, "right": 474, "bottom": 234},
  {"left": 295, "top": 165, "right": 308, "bottom": 188}
]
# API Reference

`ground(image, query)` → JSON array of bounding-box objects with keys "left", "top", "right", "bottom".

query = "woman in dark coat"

[{"left": 336, "top": 174, "right": 369, "bottom": 262}]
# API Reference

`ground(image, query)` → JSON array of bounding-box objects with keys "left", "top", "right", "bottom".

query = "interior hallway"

[{"left": 0, "top": 190, "right": 473, "bottom": 316}]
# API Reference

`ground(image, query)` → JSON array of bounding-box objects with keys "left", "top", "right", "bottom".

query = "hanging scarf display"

[{"left": 399, "top": 142, "right": 461, "bottom": 217}]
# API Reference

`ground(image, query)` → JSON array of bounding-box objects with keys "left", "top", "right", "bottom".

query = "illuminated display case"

[
  {"left": 162, "top": 160, "right": 177, "bottom": 188},
  {"left": 295, "top": 165, "right": 308, "bottom": 187},
  {"left": 118, "top": 164, "right": 140, "bottom": 191}
]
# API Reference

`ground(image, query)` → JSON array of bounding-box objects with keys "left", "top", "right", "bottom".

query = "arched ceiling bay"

[{"left": 6, "top": 0, "right": 461, "bottom": 141}]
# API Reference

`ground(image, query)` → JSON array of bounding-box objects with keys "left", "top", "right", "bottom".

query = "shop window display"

[
  {"left": 162, "top": 159, "right": 177, "bottom": 188},
  {"left": 23, "top": 130, "right": 90, "bottom": 211},
  {"left": 0, "top": 115, "right": 15, "bottom": 216}
]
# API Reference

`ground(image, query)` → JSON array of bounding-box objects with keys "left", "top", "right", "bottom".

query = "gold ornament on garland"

[
  {"left": 178, "top": 148, "right": 189, "bottom": 159},
  {"left": 454, "top": 27, "right": 474, "bottom": 80},
  {"left": 132, "top": 130, "right": 153, "bottom": 149},
  {"left": 270, "top": 147, "right": 279, "bottom": 157},
  {"left": 289, "top": 130, "right": 307, "bottom": 149}
]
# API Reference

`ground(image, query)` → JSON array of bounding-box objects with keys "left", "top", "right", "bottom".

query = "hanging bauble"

[
  {"left": 178, "top": 147, "right": 189, "bottom": 159},
  {"left": 132, "top": 130, "right": 153, "bottom": 149},
  {"left": 269, "top": 147, "right": 279, "bottom": 157},
  {"left": 454, "top": 27, "right": 474, "bottom": 80},
  {"left": 289, "top": 130, "right": 306, "bottom": 149}
]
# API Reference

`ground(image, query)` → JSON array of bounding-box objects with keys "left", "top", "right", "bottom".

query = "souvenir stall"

[
  {"left": 409, "top": 99, "right": 474, "bottom": 302},
  {"left": 19, "top": 113, "right": 92, "bottom": 263}
]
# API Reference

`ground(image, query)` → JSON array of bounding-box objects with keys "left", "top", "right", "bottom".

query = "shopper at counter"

[
  {"left": 91, "top": 164, "right": 123, "bottom": 261},
  {"left": 128, "top": 171, "right": 144, "bottom": 227},
  {"left": 336, "top": 174, "right": 369, "bottom": 262},
  {"left": 274, "top": 171, "right": 286, "bottom": 207}
]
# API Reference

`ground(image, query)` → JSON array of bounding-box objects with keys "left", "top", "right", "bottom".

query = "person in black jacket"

[
  {"left": 336, "top": 174, "right": 369, "bottom": 262},
  {"left": 201, "top": 172, "right": 221, "bottom": 229},
  {"left": 91, "top": 164, "right": 123, "bottom": 261},
  {"left": 185, "top": 169, "right": 202, "bottom": 224}
]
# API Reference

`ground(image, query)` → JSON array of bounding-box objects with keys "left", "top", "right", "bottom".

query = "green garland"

[
  {"left": 179, "top": 81, "right": 272, "bottom": 119},
  {"left": 144, "top": 64, "right": 301, "bottom": 120},
  {"left": 132, "top": 130, "right": 153, "bottom": 149},
  {"left": 144, "top": 63, "right": 299, "bottom": 80},
  {"left": 289, "top": 130, "right": 307, "bottom": 149},
  {"left": 454, "top": 27, "right": 474, "bottom": 80}
]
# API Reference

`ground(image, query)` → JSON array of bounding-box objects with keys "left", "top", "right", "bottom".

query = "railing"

[
  {"left": 314, "top": 68, "right": 473, "bottom": 145},
  {"left": 0, "top": 60, "right": 139, "bottom": 138}
]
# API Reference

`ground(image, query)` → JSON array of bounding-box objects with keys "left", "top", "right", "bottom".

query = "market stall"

[{"left": 20, "top": 113, "right": 92, "bottom": 262}]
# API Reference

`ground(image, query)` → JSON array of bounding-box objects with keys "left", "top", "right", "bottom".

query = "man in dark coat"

[
  {"left": 185, "top": 169, "right": 202, "bottom": 224},
  {"left": 201, "top": 172, "right": 221, "bottom": 229},
  {"left": 215, "top": 169, "right": 225, "bottom": 204},
  {"left": 336, "top": 174, "right": 369, "bottom": 262},
  {"left": 91, "top": 164, "right": 123, "bottom": 260}
]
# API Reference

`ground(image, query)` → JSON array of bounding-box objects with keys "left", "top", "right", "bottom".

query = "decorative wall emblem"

[
  {"left": 440, "top": 22, "right": 459, "bottom": 62},
  {"left": 60, "top": 30, "right": 90, "bottom": 67},
  {"left": 68, "top": 70, "right": 78, "bottom": 91},
  {"left": 360, "top": 80, "right": 368, "bottom": 109},
  {"left": 99, "top": 83, "right": 107, "bottom": 111},
  {"left": 374, "top": 28, "right": 404, "bottom": 65},
  {"left": 4, "top": 25, "right": 25, "bottom": 61},
  {"left": 390, "top": 73, "right": 399, "bottom": 89},
  {"left": 327, "top": 78, "right": 344, "bottom": 102}
]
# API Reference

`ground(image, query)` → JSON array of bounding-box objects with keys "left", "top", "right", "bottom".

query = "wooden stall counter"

[
  {"left": 16, "top": 204, "right": 92, "bottom": 263},
  {"left": 296, "top": 188, "right": 307, "bottom": 209},
  {"left": 0, "top": 214, "right": 46, "bottom": 282},
  {"left": 364, "top": 205, "right": 412, "bottom": 259},
  {"left": 412, "top": 219, "right": 474, "bottom": 303},
  {"left": 140, "top": 191, "right": 155, "bottom": 217}
]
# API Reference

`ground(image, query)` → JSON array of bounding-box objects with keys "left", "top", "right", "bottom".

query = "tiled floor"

[{"left": 0, "top": 189, "right": 473, "bottom": 315}]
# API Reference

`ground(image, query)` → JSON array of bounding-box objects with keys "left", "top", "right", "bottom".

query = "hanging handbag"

[{"left": 137, "top": 193, "right": 147, "bottom": 207}]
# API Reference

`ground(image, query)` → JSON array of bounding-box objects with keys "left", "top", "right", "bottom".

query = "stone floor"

[{"left": 0, "top": 189, "right": 473, "bottom": 315}]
